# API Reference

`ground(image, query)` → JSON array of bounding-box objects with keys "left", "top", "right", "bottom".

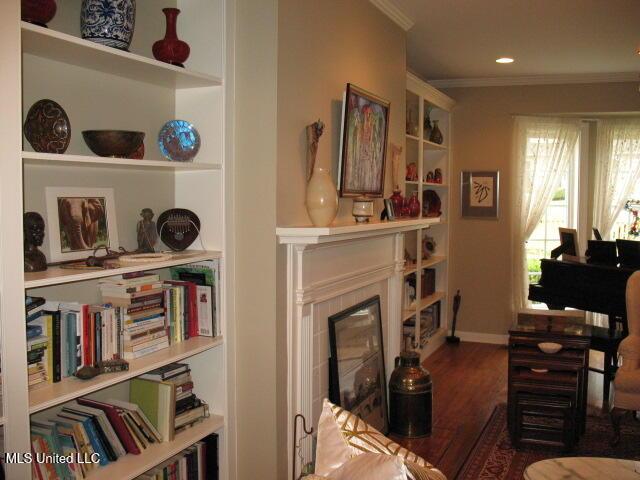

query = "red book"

[{"left": 76, "top": 397, "right": 141, "bottom": 455}]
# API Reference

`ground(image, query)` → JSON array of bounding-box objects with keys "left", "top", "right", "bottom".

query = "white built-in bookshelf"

[
  {"left": 402, "top": 73, "right": 455, "bottom": 360},
  {"left": 0, "top": 1, "right": 234, "bottom": 478}
]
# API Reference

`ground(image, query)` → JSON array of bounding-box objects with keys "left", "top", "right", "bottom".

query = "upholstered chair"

[{"left": 611, "top": 271, "right": 640, "bottom": 444}]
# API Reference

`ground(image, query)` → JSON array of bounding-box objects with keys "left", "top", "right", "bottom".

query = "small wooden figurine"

[
  {"left": 137, "top": 208, "right": 158, "bottom": 252},
  {"left": 24, "top": 211, "right": 47, "bottom": 272}
]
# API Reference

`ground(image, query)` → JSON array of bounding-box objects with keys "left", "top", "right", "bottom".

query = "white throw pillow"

[
  {"left": 314, "top": 398, "right": 353, "bottom": 475},
  {"left": 329, "top": 453, "right": 408, "bottom": 480}
]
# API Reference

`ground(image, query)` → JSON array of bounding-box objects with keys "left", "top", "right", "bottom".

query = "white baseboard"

[{"left": 457, "top": 330, "right": 508, "bottom": 345}]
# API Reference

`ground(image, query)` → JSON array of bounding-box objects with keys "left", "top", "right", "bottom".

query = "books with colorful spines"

[
  {"left": 56, "top": 420, "right": 91, "bottom": 478},
  {"left": 99, "top": 273, "right": 161, "bottom": 288},
  {"left": 174, "top": 403, "right": 208, "bottom": 432},
  {"left": 54, "top": 417, "right": 97, "bottom": 473},
  {"left": 171, "top": 260, "right": 220, "bottom": 337},
  {"left": 140, "top": 362, "right": 190, "bottom": 381},
  {"left": 31, "top": 311, "right": 61, "bottom": 382},
  {"left": 76, "top": 397, "right": 141, "bottom": 455},
  {"left": 198, "top": 432, "right": 219, "bottom": 480},
  {"left": 123, "top": 325, "right": 167, "bottom": 346},
  {"left": 106, "top": 398, "right": 162, "bottom": 443},
  {"left": 122, "top": 336, "right": 170, "bottom": 360},
  {"left": 129, "top": 378, "right": 176, "bottom": 442},
  {"left": 175, "top": 381, "right": 194, "bottom": 400},
  {"left": 30, "top": 420, "right": 75, "bottom": 479},
  {"left": 175, "top": 394, "right": 201, "bottom": 415},
  {"left": 30, "top": 428, "right": 60, "bottom": 480},
  {"left": 164, "top": 280, "right": 199, "bottom": 339},
  {"left": 58, "top": 409, "right": 111, "bottom": 467},
  {"left": 65, "top": 402, "right": 127, "bottom": 459},
  {"left": 98, "top": 280, "right": 164, "bottom": 295},
  {"left": 123, "top": 335, "right": 169, "bottom": 355},
  {"left": 123, "top": 317, "right": 166, "bottom": 337}
]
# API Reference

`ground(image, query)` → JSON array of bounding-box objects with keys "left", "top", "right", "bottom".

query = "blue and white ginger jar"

[{"left": 81, "top": 0, "right": 136, "bottom": 51}]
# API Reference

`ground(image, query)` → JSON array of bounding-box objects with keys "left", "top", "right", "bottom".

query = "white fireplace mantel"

[
  {"left": 277, "top": 217, "right": 441, "bottom": 245},
  {"left": 278, "top": 217, "right": 439, "bottom": 478}
]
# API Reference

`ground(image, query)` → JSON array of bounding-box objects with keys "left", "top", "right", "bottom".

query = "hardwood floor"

[{"left": 392, "top": 342, "right": 508, "bottom": 480}]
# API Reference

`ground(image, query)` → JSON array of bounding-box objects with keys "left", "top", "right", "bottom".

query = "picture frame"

[
  {"left": 328, "top": 295, "right": 389, "bottom": 434},
  {"left": 460, "top": 171, "right": 500, "bottom": 219},
  {"left": 558, "top": 227, "right": 580, "bottom": 262},
  {"left": 338, "top": 83, "right": 390, "bottom": 198},
  {"left": 384, "top": 199, "right": 396, "bottom": 220},
  {"left": 45, "top": 186, "right": 119, "bottom": 262}
]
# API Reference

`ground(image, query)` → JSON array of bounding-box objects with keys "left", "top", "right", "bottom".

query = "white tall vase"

[{"left": 305, "top": 167, "right": 338, "bottom": 227}]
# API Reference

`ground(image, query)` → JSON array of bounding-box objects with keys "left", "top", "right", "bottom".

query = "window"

[
  {"left": 609, "top": 136, "right": 640, "bottom": 239},
  {"left": 525, "top": 138, "right": 580, "bottom": 284}
]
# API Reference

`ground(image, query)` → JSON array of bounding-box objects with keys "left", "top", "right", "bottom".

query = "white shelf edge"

[
  {"left": 85, "top": 414, "right": 224, "bottom": 480},
  {"left": 423, "top": 182, "right": 448, "bottom": 188},
  {"left": 22, "top": 152, "right": 222, "bottom": 171},
  {"left": 405, "top": 134, "right": 420, "bottom": 141},
  {"left": 21, "top": 22, "right": 222, "bottom": 89},
  {"left": 402, "top": 291, "right": 446, "bottom": 321},
  {"left": 423, "top": 140, "right": 447, "bottom": 151},
  {"left": 29, "top": 336, "right": 224, "bottom": 414},
  {"left": 25, "top": 250, "right": 222, "bottom": 289}
]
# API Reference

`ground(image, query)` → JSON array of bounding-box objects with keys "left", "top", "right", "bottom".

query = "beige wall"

[
  {"left": 276, "top": 1, "right": 406, "bottom": 476},
  {"left": 276, "top": 0, "right": 406, "bottom": 226},
  {"left": 234, "top": 0, "right": 278, "bottom": 478},
  {"left": 445, "top": 82, "right": 640, "bottom": 336}
]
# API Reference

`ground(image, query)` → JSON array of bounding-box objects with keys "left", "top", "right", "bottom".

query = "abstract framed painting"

[
  {"left": 338, "top": 83, "right": 390, "bottom": 197},
  {"left": 460, "top": 171, "right": 500, "bottom": 219},
  {"left": 45, "top": 186, "right": 118, "bottom": 262},
  {"left": 328, "top": 295, "right": 389, "bottom": 434}
]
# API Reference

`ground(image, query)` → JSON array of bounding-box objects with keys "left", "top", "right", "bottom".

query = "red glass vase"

[
  {"left": 152, "top": 8, "right": 190, "bottom": 68},
  {"left": 390, "top": 189, "right": 404, "bottom": 217},
  {"left": 22, "top": 0, "right": 57, "bottom": 27},
  {"left": 408, "top": 192, "right": 421, "bottom": 218}
]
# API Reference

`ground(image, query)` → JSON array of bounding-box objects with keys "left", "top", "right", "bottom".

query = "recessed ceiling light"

[{"left": 496, "top": 57, "right": 514, "bottom": 64}]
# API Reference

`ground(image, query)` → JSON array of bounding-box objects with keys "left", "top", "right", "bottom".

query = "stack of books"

[
  {"left": 99, "top": 274, "right": 170, "bottom": 360},
  {"left": 136, "top": 433, "right": 219, "bottom": 480},
  {"left": 30, "top": 395, "right": 161, "bottom": 479},
  {"left": 137, "top": 362, "right": 209, "bottom": 435}
]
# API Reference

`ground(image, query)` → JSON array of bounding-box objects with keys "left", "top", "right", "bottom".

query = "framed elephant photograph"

[{"left": 45, "top": 187, "right": 119, "bottom": 262}]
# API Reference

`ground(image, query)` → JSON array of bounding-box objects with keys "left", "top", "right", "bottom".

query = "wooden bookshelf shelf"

[
  {"left": 405, "top": 133, "right": 420, "bottom": 141},
  {"left": 29, "top": 336, "right": 223, "bottom": 413},
  {"left": 24, "top": 251, "right": 222, "bottom": 289},
  {"left": 419, "top": 291, "right": 446, "bottom": 312},
  {"left": 423, "top": 140, "right": 447, "bottom": 151},
  {"left": 404, "top": 263, "right": 417, "bottom": 276},
  {"left": 85, "top": 414, "right": 224, "bottom": 480},
  {"left": 21, "top": 22, "right": 222, "bottom": 89},
  {"left": 23, "top": 152, "right": 222, "bottom": 171},
  {"left": 422, "top": 255, "right": 447, "bottom": 269}
]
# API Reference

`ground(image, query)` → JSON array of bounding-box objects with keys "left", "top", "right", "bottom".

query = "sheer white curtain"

[
  {"left": 512, "top": 116, "right": 581, "bottom": 311},
  {"left": 592, "top": 118, "right": 640, "bottom": 239}
]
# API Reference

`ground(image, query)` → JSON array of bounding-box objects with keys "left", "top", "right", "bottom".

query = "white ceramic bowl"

[{"left": 538, "top": 342, "right": 562, "bottom": 354}]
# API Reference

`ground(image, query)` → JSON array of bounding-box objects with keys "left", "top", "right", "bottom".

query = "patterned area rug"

[{"left": 456, "top": 404, "right": 640, "bottom": 480}]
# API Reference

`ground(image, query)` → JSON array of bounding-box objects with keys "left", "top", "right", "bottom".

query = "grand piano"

[{"left": 528, "top": 258, "right": 637, "bottom": 410}]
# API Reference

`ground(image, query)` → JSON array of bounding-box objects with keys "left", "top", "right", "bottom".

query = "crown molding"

[
  {"left": 427, "top": 72, "right": 640, "bottom": 89},
  {"left": 369, "top": 0, "right": 414, "bottom": 31}
]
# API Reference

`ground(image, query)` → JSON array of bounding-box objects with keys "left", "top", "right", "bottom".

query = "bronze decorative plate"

[{"left": 24, "top": 99, "right": 71, "bottom": 154}]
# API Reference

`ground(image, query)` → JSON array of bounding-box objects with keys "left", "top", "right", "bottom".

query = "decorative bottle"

[
  {"left": 408, "top": 192, "right": 421, "bottom": 218},
  {"left": 429, "top": 120, "right": 443, "bottom": 145},
  {"left": 153, "top": 8, "right": 191, "bottom": 67}
]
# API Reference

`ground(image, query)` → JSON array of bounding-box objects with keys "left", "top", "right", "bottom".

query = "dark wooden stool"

[{"left": 514, "top": 393, "right": 575, "bottom": 450}]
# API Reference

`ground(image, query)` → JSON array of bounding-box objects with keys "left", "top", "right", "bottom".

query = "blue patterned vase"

[{"left": 81, "top": 0, "right": 136, "bottom": 51}]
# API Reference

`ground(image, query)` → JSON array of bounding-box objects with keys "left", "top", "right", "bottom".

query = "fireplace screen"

[{"left": 328, "top": 295, "right": 388, "bottom": 434}]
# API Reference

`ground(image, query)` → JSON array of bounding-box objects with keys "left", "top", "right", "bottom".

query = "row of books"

[
  {"left": 25, "top": 261, "right": 220, "bottom": 388},
  {"left": 30, "top": 364, "right": 210, "bottom": 479},
  {"left": 403, "top": 302, "right": 441, "bottom": 347},
  {"left": 136, "top": 433, "right": 218, "bottom": 480}
]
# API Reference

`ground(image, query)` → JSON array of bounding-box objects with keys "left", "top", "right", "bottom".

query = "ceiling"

[{"left": 392, "top": 0, "right": 640, "bottom": 82}]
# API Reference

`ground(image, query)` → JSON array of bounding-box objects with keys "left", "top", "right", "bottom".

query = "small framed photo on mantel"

[{"left": 461, "top": 171, "right": 499, "bottom": 219}]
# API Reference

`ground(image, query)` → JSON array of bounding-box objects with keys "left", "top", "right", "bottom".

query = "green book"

[{"left": 129, "top": 378, "right": 176, "bottom": 442}]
